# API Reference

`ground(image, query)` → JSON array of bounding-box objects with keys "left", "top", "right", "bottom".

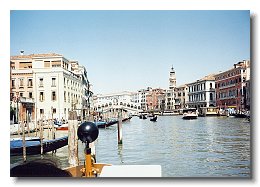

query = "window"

[
  {"left": 29, "top": 92, "right": 32, "bottom": 98},
  {"left": 64, "top": 91, "right": 66, "bottom": 102},
  {"left": 52, "top": 91, "right": 56, "bottom": 101},
  {"left": 11, "top": 62, "right": 15, "bottom": 69},
  {"left": 52, "top": 77, "right": 56, "bottom": 87},
  {"left": 210, "top": 93, "right": 213, "bottom": 101},
  {"left": 52, "top": 60, "right": 61, "bottom": 67},
  {"left": 44, "top": 61, "right": 50, "bottom": 68},
  {"left": 10, "top": 93, "right": 15, "bottom": 101},
  {"left": 40, "top": 109, "right": 44, "bottom": 114},
  {"left": 20, "top": 92, "right": 23, "bottom": 97},
  {"left": 39, "top": 78, "right": 43, "bottom": 87},
  {"left": 28, "top": 78, "right": 33, "bottom": 87},
  {"left": 19, "top": 62, "right": 32, "bottom": 69},
  {"left": 11, "top": 79, "right": 15, "bottom": 88},
  {"left": 52, "top": 108, "right": 56, "bottom": 114},
  {"left": 19, "top": 79, "right": 24, "bottom": 87},
  {"left": 39, "top": 92, "right": 44, "bottom": 102}
]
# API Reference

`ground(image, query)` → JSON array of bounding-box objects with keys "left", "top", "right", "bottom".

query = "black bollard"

[{"left": 77, "top": 122, "right": 99, "bottom": 177}]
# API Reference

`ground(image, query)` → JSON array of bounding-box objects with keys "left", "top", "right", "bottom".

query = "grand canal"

[{"left": 10, "top": 116, "right": 251, "bottom": 177}]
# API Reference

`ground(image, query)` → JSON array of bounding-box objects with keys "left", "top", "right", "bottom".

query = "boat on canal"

[
  {"left": 198, "top": 107, "right": 219, "bottom": 117},
  {"left": 139, "top": 114, "right": 147, "bottom": 119},
  {"left": 95, "top": 117, "right": 132, "bottom": 128},
  {"left": 150, "top": 116, "right": 157, "bottom": 122},
  {"left": 10, "top": 136, "right": 68, "bottom": 156},
  {"left": 182, "top": 108, "right": 198, "bottom": 120},
  {"left": 56, "top": 123, "right": 69, "bottom": 130}
]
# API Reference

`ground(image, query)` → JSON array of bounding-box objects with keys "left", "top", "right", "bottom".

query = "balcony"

[
  {"left": 218, "top": 96, "right": 237, "bottom": 100},
  {"left": 218, "top": 83, "right": 236, "bottom": 90},
  {"left": 19, "top": 97, "right": 35, "bottom": 104}
]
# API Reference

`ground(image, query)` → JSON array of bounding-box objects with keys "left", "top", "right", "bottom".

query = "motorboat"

[{"left": 182, "top": 108, "right": 198, "bottom": 120}]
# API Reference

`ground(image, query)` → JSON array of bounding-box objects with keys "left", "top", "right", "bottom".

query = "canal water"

[{"left": 10, "top": 116, "right": 251, "bottom": 177}]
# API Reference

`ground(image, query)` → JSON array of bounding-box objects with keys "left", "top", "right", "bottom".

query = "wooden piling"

[
  {"left": 68, "top": 111, "right": 79, "bottom": 167},
  {"left": 51, "top": 119, "right": 56, "bottom": 154},
  {"left": 27, "top": 121, "right": 30, "bottom": 137},
  {"left": 47, "top": 119, "right": 50, "bottom": 139},
  {"left": 117, "top": 109, "right": 123, "bottom": 144},
  {"left": 17, "top": 122, "right": 20, "bottom": 137},
  {"left": 40, "top": 119, "right": 43, "bottom": 156},
  {"left": 22, "top": 121, "right": 26, "bottom": 162}
]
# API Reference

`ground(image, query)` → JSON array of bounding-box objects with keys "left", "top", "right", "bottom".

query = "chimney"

[{"left": 20, "top": 50, "right": 24, "bottom": 55}]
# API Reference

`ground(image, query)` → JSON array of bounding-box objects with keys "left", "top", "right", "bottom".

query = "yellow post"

[{"left": 85, "top": 147, "right": 93, "bottom": 177}]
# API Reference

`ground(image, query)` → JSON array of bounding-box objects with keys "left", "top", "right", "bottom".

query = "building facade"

[
  {"left": 137, "top": 88, "right": 149, "bottom": 111},
  {"left": 165, "top": 89, "right": 175, "bottom": 111},
  {"left": 174, "top": 84, "right": 189, "bottom": 109},
  {"left": 214, "top": 60, "right": 250, "bottom": 111},
  {"left": 10, "top": 53, "right": 91, "bottom": 122},
  {"left": 146, "top": 88, "right": 165, "bottom": 111},
  {"left": 187, "top": 74, "right": 216, "bottom": 108}
]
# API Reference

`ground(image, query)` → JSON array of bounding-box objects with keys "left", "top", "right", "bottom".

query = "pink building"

[{"left": 146, "top": 88, "right": 165, "bottom": 111}]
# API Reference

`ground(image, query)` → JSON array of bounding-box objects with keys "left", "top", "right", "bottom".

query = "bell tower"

[{"left": 169, "top": 65, "right": 176, "bottom": 90}]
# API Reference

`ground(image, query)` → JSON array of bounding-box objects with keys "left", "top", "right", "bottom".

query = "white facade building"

[
  {"left": 10, "top": 53, "right": 90, "bottom": 122},
  {"left": 174, "top": 84, "right": 189, "bottom": 109},
  {"left": 187, "top": 74, "right": 216, "bottom": 108},
  {"left": 165, "top": 89, "right": 175, "bottom": 111}
]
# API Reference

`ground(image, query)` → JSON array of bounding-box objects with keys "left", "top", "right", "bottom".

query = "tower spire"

[
  {"left": 169, "top": 65, "right": 176, "bottom": 90},
  {"left": 170, "top": 65, "right": 175, "bottom": 72}
]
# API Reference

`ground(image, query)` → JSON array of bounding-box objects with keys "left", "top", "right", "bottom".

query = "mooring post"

[
  {"left": 68, "top": 111, "right": 79, "bottom": 167},
  {"left": 40, "top": 119, "right": 43, "bottom": 157},
  {"left": 117, "top": 109, "right": 123, "bottom": 144},
  {"left": 22, "top": 121, "right": 26, "bottom": 162},
  {"left": 27, "top": 123, "right": 30, "bottom": 137},
  {"left": 17, "top": 122, "right": 20, "bottom": 136}
]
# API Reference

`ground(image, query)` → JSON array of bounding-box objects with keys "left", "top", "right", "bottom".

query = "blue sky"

[{"left": 10, "top": 10, "right": 250, "bottom": 94}]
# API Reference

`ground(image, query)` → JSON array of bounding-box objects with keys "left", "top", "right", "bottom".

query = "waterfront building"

[
  {"left": 10, "top": 52, "right": 91, "bottom": 122},
  {"left": 174, "top": 84, "right": 189, "bottom": 109},
  {"left": 187, "top": 74, "right": 216, "bottom": 108},
  {"left": 157, "top": 93, "right": 166, "bottom": 112},
  {"left": 165, "top": 89, "right": 175, "bottom": 111},
  {"left": 214, "top": 60, "right": 250, "bottom": 111},
  {"left": 146, "top": 88, "right": 165, "bottom": 112},
  {"left": 244, "top": 80, "right": 250, "bottom": 110},
  {"left": 137, "top": 88, "right": 149, "bottom": 111}
]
